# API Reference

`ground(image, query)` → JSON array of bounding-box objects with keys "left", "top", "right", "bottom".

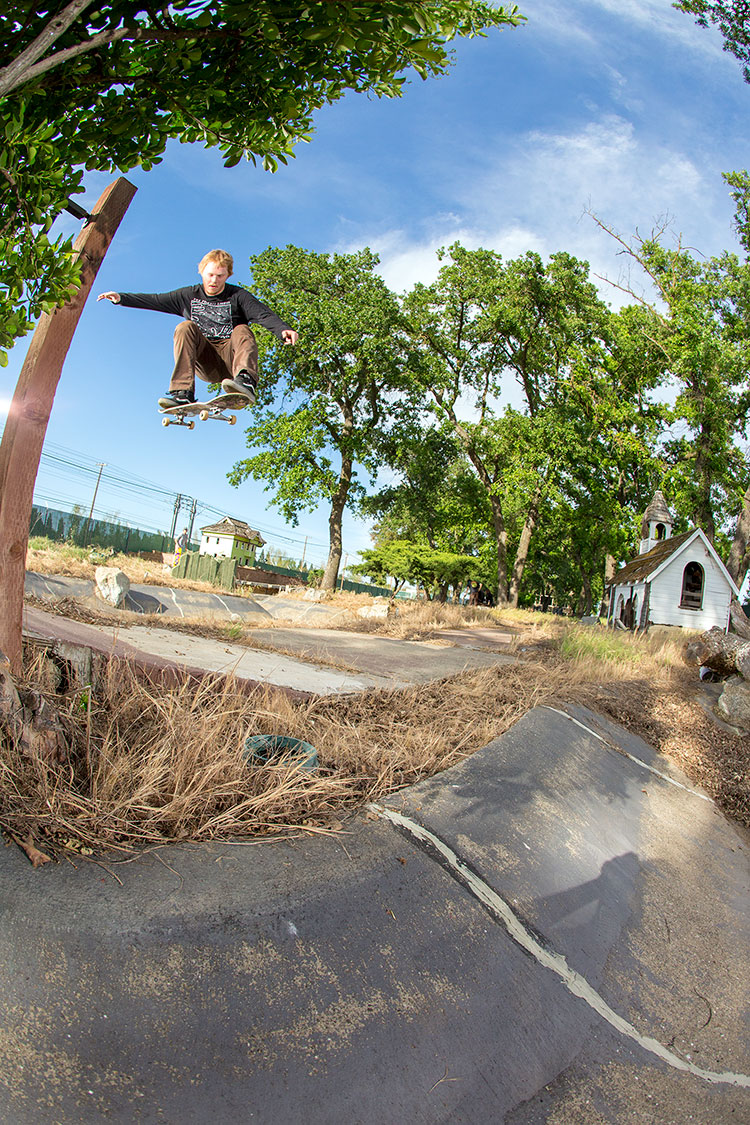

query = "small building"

[
  {"left": 198, "top": 517, "right": 266, "bottom": 567},
  {"left": 606, "top": 491, "right": 740, "bottom": 632}
]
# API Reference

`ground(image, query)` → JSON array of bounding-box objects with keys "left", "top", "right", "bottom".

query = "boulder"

[
  {"left": 94, "top": 566, "right": 130, "bottom": 608},
  {"left": 303, "top": 589, "right": 326, "bottom": 602},
  {"left": 715, "top": 676, "right": 750, "bottom": 732},
  {"left": 357, "top": 599, "right": 398, "bottom": 621}
]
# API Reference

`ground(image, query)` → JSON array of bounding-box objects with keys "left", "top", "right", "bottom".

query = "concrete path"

[
  {"left": 23, "top": 606, "right": 401, "bottom": 697},
  {"left": 244, "top": 626, "right": 515, "bottom": 684},
  {"left": 1, "top": 705, "right": 748, "bottom": 1123},
  {"left": 23, "top": 606, "right": 514, "bottom": 697}
]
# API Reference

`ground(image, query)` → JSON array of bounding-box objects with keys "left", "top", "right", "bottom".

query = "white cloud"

[
  {"left": 523, "top": 0, "right": 726, "bottom": 60},
  {"left": 349, "top": 112, "right": 736, "bottom": 306}
]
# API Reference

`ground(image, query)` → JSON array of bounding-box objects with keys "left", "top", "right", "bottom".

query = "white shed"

[
  {"left": 198, "top": 517, "right": 266, "bottom": 567},
  {"left": 607, "top": 527, "right": 739, "bottom": 632}
]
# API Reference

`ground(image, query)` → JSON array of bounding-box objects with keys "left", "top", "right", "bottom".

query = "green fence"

[
  {"left": 30, "top": 504, "right": 173, "bottom": 553},
  {"left": 171, "top": 552, "right": 238, "bottom": 588}
]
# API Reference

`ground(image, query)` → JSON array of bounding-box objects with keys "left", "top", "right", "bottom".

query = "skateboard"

[{"left": 159, "top": 392, "right": 250, "bottom": 429}]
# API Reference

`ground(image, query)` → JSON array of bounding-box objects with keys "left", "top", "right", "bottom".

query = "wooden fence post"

[{"left": 0, "top": 177, "right": 137, "bottom": 674}]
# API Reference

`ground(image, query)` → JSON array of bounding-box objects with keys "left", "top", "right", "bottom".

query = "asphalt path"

[{"left": 1, "top": 705, "right": 748, "bottom": 1123}]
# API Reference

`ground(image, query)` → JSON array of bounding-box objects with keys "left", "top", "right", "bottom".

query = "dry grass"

[{"left": 2, "top": 615, "right": 748, "bottom": 863}]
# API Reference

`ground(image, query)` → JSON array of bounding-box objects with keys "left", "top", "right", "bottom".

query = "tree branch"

[
  {"left": 1, "top": 19, "right": 236, "bottom": 96},
  {"left": 0, "top": 0, "right": 96, "bottom": 96}
]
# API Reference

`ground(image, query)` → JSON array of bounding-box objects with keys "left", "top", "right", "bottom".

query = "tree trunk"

[
  {"left": 508, "top": 484, "right": 543, "bottom": 608},
  {"left": 729, "top": 596, "right": 750, "bottom": 640},
  {"left": 727, "top": 483, "right": 750, "bottom": 586},
  {"left": 489, "top": 494, "right": 509, "bottom": 607},
  {"left": 684, "top": 626, "right": 750, "bottom": 680},
  {"left": 0, "top": 177, "right": 136, "bottom": 674},
  {"left": 0, "top": 648, "right": 67, "bottom": 762},
  {"left": 321, "top": 457, "right": 352, "bottom": 590},
  {"left": 576, "top": 570, "right": 593, "bottom": 616}
]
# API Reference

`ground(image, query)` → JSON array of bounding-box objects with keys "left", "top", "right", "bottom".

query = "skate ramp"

[{"left": 0, "top": 705, "right": 748, "bottom": 1123}]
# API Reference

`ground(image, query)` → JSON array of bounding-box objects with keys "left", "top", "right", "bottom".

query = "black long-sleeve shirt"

[{"left": 117, "top": 284, "right": 292, "bottom": 341}]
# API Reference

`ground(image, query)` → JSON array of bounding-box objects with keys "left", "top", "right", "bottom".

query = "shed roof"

[{"left": 199, "top": 517, "right": 266, "bottom": 544}]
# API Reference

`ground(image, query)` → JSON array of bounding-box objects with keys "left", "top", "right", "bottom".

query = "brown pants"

[{"left": 170, "top": 321, "right": 258, "bottom": 392}]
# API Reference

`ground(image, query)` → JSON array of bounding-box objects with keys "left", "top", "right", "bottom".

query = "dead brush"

[{"left": 2, "top": 619, "right": 748, "bottom": 863}]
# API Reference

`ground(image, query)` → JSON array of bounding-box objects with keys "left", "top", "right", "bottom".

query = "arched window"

[
  {"left": 680, "top": 562, "right": 704, "bottom": 610},
  {"left": 655, "top": 522, "right": 666, "bottom": 541}
]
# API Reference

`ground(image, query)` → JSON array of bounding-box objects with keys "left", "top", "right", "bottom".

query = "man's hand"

[
  {"left": 281, "top": 329, "right": 298, "bottom": 346},
  {"left": 96, "top": 292, "right": 121, "bottom": 303}
]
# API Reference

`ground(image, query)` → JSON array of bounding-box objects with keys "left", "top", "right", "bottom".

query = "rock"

[
  {"left": 94, "top": 566, "right": 130, "bottom": 608},
  {"left": 579, "top": 616, "right": 602, "bottom": 627},
  {"left": 303, "top": 589, "right": 326, "bottom": 601},
  {"left": 715, "top": 676, "right": 750, "bottom": 732},
  {"left": 357, "top": 599, "right": 399, "bottom": 621}
]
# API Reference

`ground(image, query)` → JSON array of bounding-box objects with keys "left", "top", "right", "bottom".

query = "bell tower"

[{"left": 639, "top": 490, "right": 673, "bottom": 555}]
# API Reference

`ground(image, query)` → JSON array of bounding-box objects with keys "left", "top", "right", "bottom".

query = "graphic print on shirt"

[{"left": 190, "top": 298, "right": 233, "bottom": 339}]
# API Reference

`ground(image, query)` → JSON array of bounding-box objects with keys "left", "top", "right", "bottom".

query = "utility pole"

[
  {"left": 84, "top": 462, "right": 106, "bottom": 545},
  {"left": 169, "top": 494, "right": 183, "bottom": 539},
  {"left": 299, "top": 535, "right": 308, "bottom": 569},
  {"left": 186, "top": 498, "right": 198, "bottom": 544},
  {"left": 340, "top": 553, "right": 349, "bottom": 590},
  {"left": 0, "top": 177, "right": 136, "bottom": 674}
]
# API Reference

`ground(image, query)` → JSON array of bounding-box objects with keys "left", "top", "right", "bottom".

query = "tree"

[
  {"left": 590, "top": 200, "right": 750, "bottom": 583},
  {"left": 227, "top": 245, "right": 415, "bottom": 589},
  {"left": 674, "top": 2, "right": 750, "bottom": 82},
  {"left": 404, "top": 243, "right": 613, "bottom": 607},
  {"left": 363, "top": 425, "right": 491, "bottom": 555},
  {"left": 0, "top": 1, "right": 524, "bottom": 362},
  {"left": 354, "top": 539, "right": 483, "bottom": 600}
]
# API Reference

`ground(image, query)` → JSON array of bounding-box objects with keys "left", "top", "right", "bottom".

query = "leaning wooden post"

[{"left": 0, "top": 177, "right": 136, "bottom": 674}]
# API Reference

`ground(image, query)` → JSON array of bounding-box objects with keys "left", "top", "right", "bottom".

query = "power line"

[{"left": 4, "top": 425, "right": 333, "bottom": 555}]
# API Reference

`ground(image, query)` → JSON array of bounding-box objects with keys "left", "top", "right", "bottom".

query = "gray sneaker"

[
  {"left": 158, "top": 388, "right": 196, "bottom": 408},
  {"left": 221, "top": 372, "right": 257, "bottom": 404}
]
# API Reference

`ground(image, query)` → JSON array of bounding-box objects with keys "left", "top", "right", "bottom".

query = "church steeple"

[{"left": 639, "top": 490, "right": 673, "bottom": 555}]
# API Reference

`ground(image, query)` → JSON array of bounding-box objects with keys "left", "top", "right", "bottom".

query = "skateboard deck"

[{"left": 159, "top": 393, "right": 250, "bottom": 429}]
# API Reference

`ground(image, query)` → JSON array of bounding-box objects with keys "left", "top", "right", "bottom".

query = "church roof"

[
  {"left": 199, "top": 516, "right": 266, "bottom": 544},
  {"left": 609, "top": 529, "right": 694, "bottom": 586}
]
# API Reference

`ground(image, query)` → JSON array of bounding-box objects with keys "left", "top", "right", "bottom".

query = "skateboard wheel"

[
  {"left": 199, "top": 410, "right": 209, "bottom": 421},
  {"left": 162, "top": 418, "right": 169, "bottom": 427},
  {"left": 188, "top": 419, "right": 195, "bottom": 429},
  {"left": 229, "top": 414, "right": 237, "bottom": 425}
]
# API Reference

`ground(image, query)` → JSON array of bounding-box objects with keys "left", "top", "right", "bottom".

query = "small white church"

[{"left": 606, "top": 491, "right": 740, "bottom": 632}]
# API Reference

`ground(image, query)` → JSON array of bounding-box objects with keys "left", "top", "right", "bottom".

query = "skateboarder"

[
  {"left": 174, "top": 528, "right": 189, "bottom": 563},
  {"left": 97, "top": 249, "right": 298, "bottom": 408}
]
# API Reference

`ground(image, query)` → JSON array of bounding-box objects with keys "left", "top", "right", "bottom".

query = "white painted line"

[
  {"left": 212, "top": 593, "right": 234, "bottom": 615},
  {"left": 543, "top": 706, "right": 713, "bottom": 803},
  {"left": 167, "top": 589, "right": 185, "bottom": 618},
  {"left": 371, "top": 804, "right": 750, "bottom": 1089}
]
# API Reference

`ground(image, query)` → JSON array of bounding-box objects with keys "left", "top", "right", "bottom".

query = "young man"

[{"left": 97, "top": 249, "right": 298, "bottom": 408}]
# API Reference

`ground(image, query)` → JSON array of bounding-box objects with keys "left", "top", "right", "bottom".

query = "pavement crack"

[{"left": 370, "top": 803, "right": 750, "bottom": 1090}]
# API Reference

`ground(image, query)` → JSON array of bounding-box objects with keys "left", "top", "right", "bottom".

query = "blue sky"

[{"left": 2, "top": 0, "right": 748, "bottom": 570}]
